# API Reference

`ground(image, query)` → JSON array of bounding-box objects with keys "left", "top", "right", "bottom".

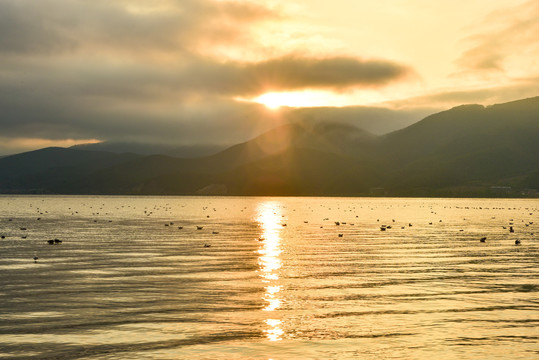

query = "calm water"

[{"left": 0, "top": 196, "right": 537, "bottom": 359}]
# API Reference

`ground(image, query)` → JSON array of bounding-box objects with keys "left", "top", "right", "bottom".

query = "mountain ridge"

[{"left": 1, "top": 96, "right": 537, "bottom": 197}]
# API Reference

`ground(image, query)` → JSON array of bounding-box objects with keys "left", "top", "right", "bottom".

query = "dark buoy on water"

[
  {"left": 480, "top": 237, "right": 486, "bottom": 243},
  {"left": 515, "top": 239, "right": 521, "bottom": 245},
  {"left": 510, "top": 226, "right": 514, "bottom": 233}
]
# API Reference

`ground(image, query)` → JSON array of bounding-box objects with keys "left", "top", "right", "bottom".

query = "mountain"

[
  {"left": 71, "top": 142, "right": 227, "bottom": 158},
  {"left": 201, "top": 122, "right": 375, "bottom": 169},
  {"left": 0, "top": 97, "right": 537, "bottom": 197},
  {"left": 61, "top": 122, "right": 377, "bottom": 195},
  {"left": 379, "top": 97, "right": 539, "bottom": 193},
  {"left": 0, "top": 148, "right": 140, "bottom": 193}
]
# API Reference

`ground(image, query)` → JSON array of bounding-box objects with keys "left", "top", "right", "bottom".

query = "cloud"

[
  {"left": 385, "top": 78, "right": 539, "bottom": 109},
  {"left": 0, "top": 0, "right": 414, "bottom": 156},
  {"left": 0, "top": 0, "right": 278, "bottom": 57},
  {"left": 0, "top": 52, "right": 412, "bottom": 140},
  {"left": 455, "top": 0, "right": 539, "bottom": 75},
  {"left": 0, "top": 54, "right": 411, "bottom": 103},
  {"left": 183, "top": 55, "right": 412, "bottom": 96},
  {"left": 284, "top": 106, "right": 434, "bottom": 135},
  {"left": 0, "top": 78, "right": 287, "bottom": 148}
]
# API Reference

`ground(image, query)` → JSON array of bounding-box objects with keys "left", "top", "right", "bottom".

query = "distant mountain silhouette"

[
  {"left": 0, "top": 148, "right": 140, "bottom": 193},
  {"left": 1, "top": 96, "right": 537, "bottom": 196},
  {"left": 71, "top": 142, "right": 226, "bottom": 158}
]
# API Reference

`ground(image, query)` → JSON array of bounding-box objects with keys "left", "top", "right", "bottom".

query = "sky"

[{"left": 0, "top": 0, "right": 538, "bottom": 155}]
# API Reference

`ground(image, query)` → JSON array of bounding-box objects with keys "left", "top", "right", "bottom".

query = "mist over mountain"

[
  {"left": 1, "top": 97, "right": 537, "bottom": 197},
  {"left": 286, "top": 106, "right": 432, "bottom": 135},
  {"left": 68, "top": 105, "right": 429, "bottom": 157}
]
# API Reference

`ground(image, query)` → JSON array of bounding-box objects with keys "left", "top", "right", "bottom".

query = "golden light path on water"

[{"left": 256, "top": 201, "right": 284, "bottom": 341}]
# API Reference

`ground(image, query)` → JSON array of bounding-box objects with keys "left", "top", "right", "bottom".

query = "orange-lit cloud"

[
  {"left": 455, "top": 0, "right": 539, "bottom": 76},
  {"left": 385, "top": 78, "right": 539, "bottom": 109}
]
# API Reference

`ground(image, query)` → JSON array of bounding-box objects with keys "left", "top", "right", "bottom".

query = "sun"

[
  {"left": 255, "top": 93, "right": 284, "bottom": 110},
  {"left": 251, "top": 90, "right": 358, "bottom": 109}
]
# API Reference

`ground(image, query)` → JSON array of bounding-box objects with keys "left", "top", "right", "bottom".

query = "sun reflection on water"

[{"left": 256, "top": 201, "right": 284, "bottom": 341}]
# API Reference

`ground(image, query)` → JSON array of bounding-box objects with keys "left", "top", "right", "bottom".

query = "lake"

[{"left": 0, "top": 196, "right": 537, "bottom": 359}]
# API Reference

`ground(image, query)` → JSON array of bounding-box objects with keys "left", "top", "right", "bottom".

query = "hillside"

[{"left": 379, "top": 97, "right": 539, "bottom": 192}]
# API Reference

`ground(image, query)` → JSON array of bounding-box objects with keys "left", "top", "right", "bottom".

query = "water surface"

[{"left": 0, "top": 196, "right": 537, "bottom": 359}]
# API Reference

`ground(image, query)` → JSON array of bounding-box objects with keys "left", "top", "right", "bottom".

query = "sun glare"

[
  {"left": 251, "top": 90, "right": 381, "bottom": 109},
  {"left": 255, "top": 93, "right": 284, "bottom": 110},
  {"left": 256, "top": 201, "right": 285, "bottom": 341}
]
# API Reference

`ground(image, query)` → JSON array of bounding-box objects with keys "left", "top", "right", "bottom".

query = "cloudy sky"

[{"left": 1, "top": 0, "right": 538, "bottom": 155}]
